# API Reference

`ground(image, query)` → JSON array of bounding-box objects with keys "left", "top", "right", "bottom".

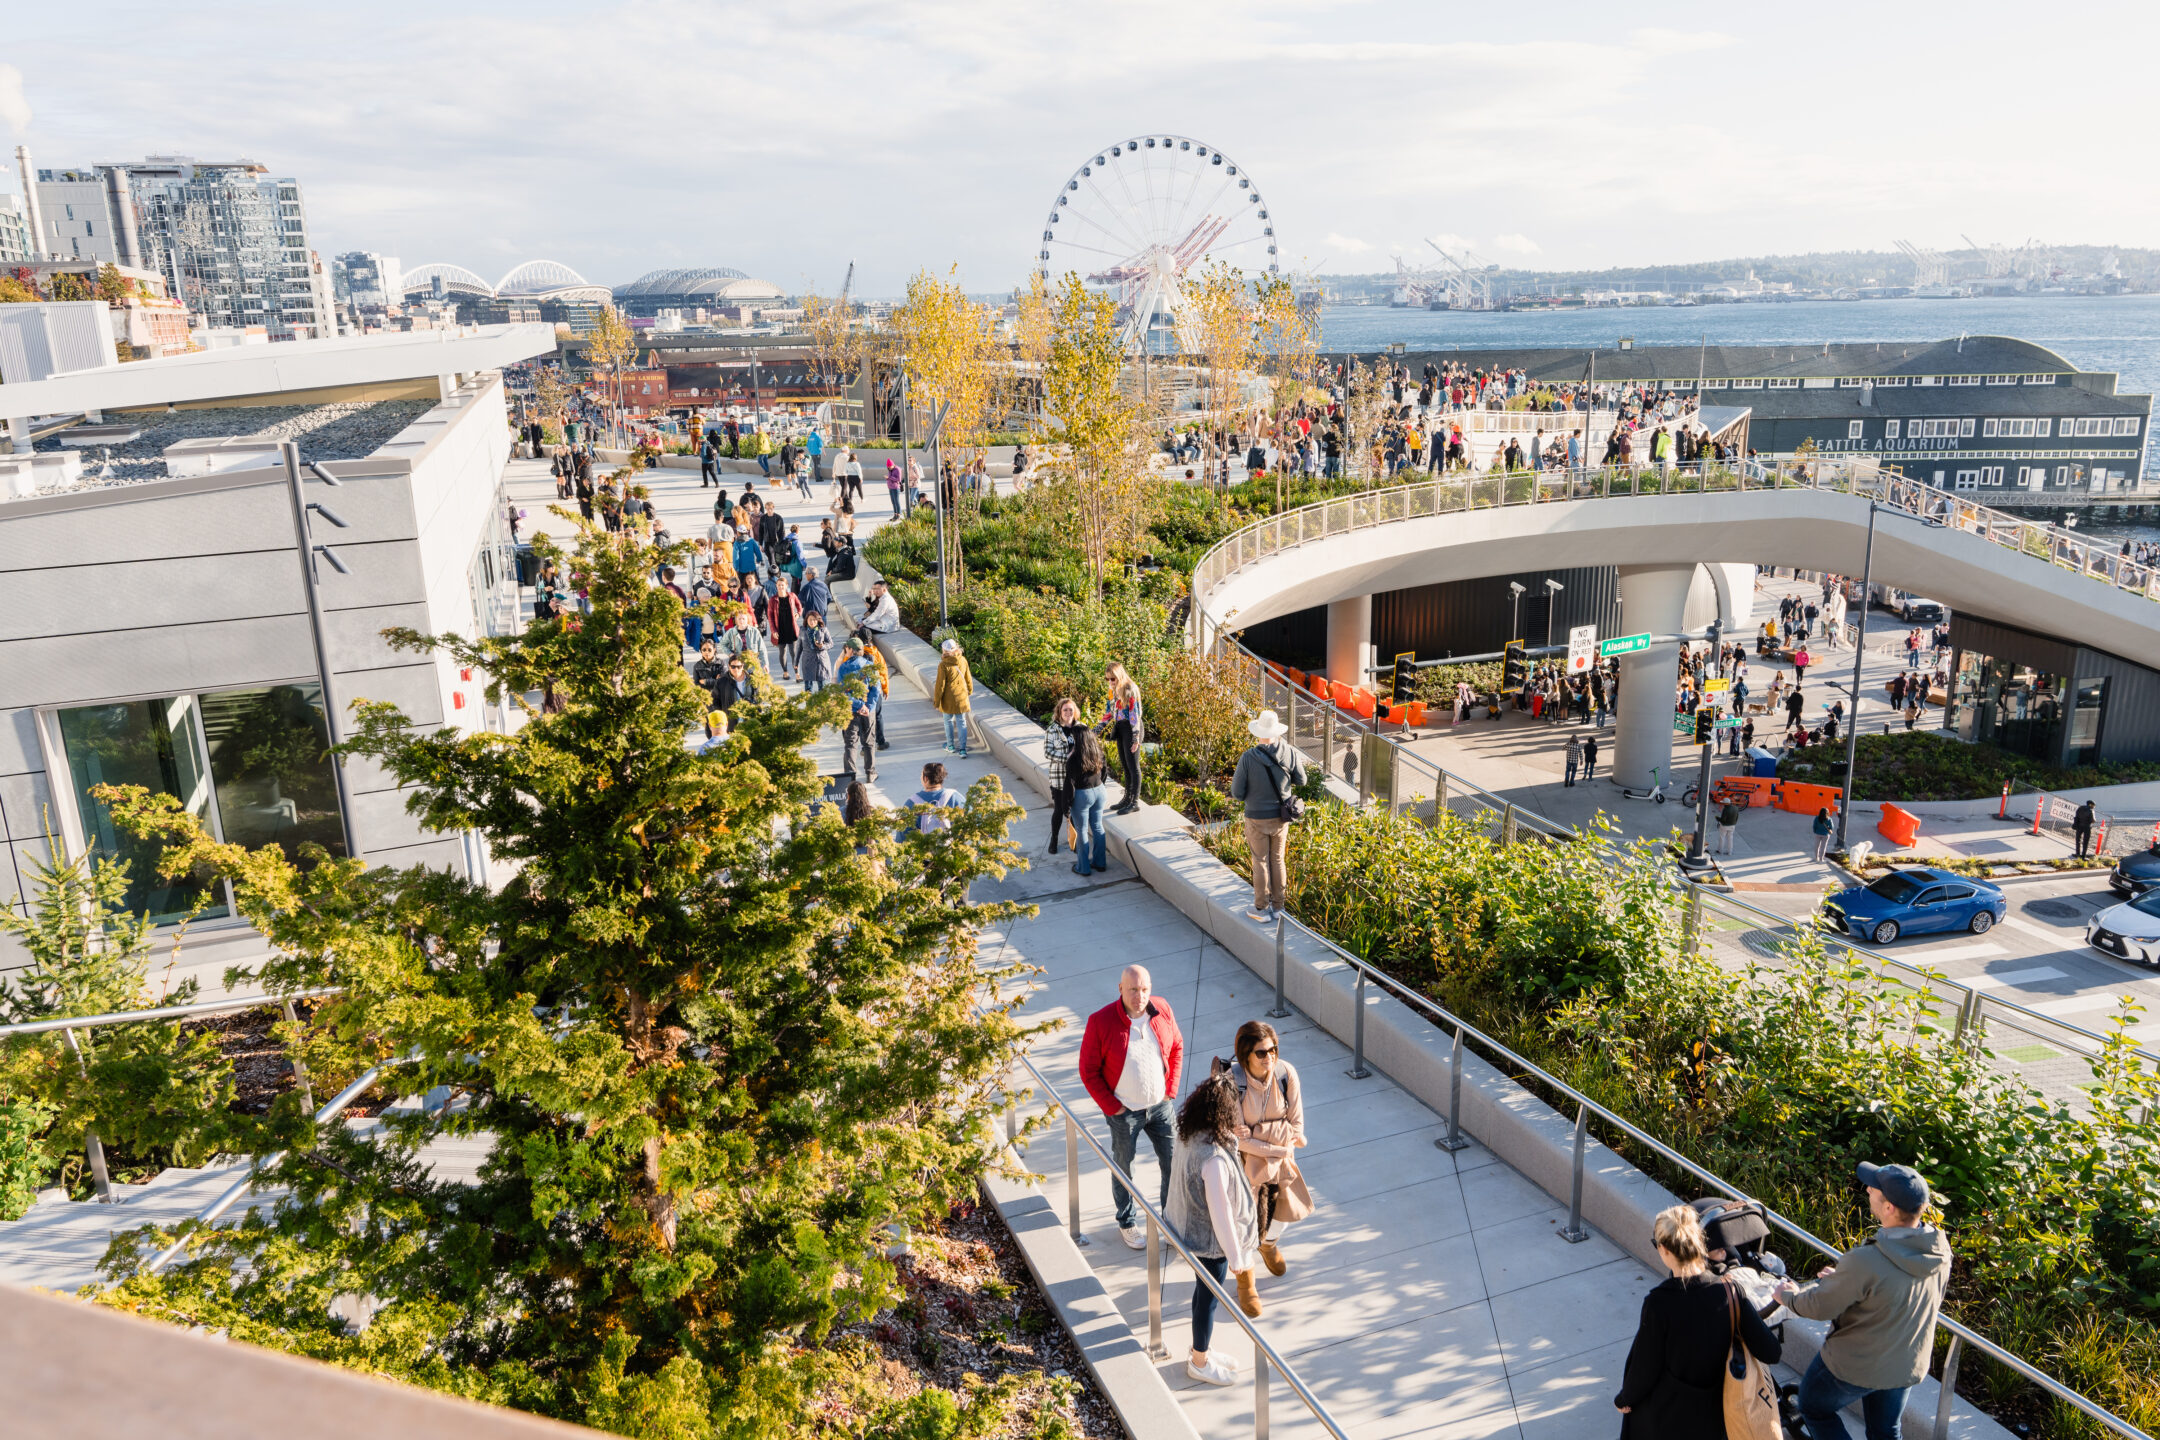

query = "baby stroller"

[{"left": 1690, "top": 1196, "right": 1788, "bottom": 1320}]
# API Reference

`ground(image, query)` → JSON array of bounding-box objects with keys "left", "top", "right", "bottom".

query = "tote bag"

[{"left": 1722, "top": 1283, "right": 1780, "bottom": 1440}]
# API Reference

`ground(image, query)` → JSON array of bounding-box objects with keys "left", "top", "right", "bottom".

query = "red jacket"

[{"left": 1078, "top": 996, "right": 1184, "bottom": 1117}]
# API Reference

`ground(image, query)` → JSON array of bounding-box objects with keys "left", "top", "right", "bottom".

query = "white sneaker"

[
  {"left": 1186, "top": 1357, "right": 1237, "bottom": 1387},
  {"left": 1120, "top": 1226, "right": 1148, "bottom": 1250}
]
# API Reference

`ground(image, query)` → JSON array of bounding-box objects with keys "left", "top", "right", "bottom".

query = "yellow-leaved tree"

[
  {"left": 1042, "top": 273, "right": 1145, "bottom": 600},
  {"left": 1182, "top": 262, "right": 1264, "bottom": 510},
  {"left": 1252, "top": 272, "right": 1319, "bottom": 508},
  {"left": 583, "top": 304, "right": 637, "bottom": 445},
  {"left": 891, "top": 267, "right": 1002, "bottom": 588}
]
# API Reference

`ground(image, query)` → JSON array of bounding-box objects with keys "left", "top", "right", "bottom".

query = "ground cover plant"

[
  {"left": 1779, "top": 729, "right": 2160, "bottom": 802},
  {"left": 1205, "top": 804, "right": 2160, "bottom": 1438},
  {"left": 81, "top": 518, "right": 1056, "bottom": 1440}
]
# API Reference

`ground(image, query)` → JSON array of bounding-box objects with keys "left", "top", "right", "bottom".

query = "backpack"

[
  {"left": 1254, "top": 745, "right": 1304, "bottom": 822},
  {"left": 911, "top": 788, "right": 959, "bottom": 833}
]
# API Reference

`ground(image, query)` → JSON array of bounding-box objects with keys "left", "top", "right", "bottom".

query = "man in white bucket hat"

[{"left": 1229, "top": 710, "right": 1308, "bottom": 922}]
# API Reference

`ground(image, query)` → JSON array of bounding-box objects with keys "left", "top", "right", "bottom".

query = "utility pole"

[
  {"left": 1835, "top": 503, "right": 1880, "bottom": 853},
  {"left": 279, "top": 442, "right": 361, "bottom": 861}
]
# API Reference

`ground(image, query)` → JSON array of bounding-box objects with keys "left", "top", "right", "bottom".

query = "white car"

[{"left": 2087, "top": 891, "right": 2160, "bottom": 968}]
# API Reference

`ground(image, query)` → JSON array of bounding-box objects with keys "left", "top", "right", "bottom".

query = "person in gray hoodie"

[{"left": 1776, "top": 1162, "right": 1952, "bottom": 1440}]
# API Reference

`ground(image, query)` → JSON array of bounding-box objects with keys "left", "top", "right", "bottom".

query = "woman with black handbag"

[
  {"left": 1614, "top": 1206, "right": 1782, "bottom": 1439},
  {"left": 1228, "top": 710, "right": 1305, "bottom": 922}
]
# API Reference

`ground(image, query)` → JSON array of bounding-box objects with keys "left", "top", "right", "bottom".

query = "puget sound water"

[{"left": 1318, "top": 292, "right": 2160, "bottom": 543}]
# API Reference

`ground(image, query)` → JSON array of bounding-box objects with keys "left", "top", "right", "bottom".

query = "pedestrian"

[
  {"left": 835, "top": 640, "right": 880, "bottom": 784},
  {"left": 885, "top": 459, "right": 903, "bottom": 518},
  {"left": 798, "top": 610, "right": 832, "bottom": 693},
  {"left": 1077, "top": 964, "right": 1185, "bottom": 1249},
  {"left": 1565, "top": 732, "right": 1582, "bottom": 787},
  {"left": 765, "top": 574, "right": 804, "bottom": 680},
  {"left": 933, "top": 638, "right": 975, "bottom": 758},
  {"left": 831, "top": 486, "right": 857, "bottom": 539},
  {"left": 1775, "top": 1163, "right": 1951, "bottom": 1440},
  {"left": 1716, "top": 798, "right": 1739, "bottom": 854},
  {"left": 904, "top": 761, "right": 964, "bottom": 835},
  {"left": 1793, "top": 644, "right": 1812, "bottom": 683},
  {"left": 711, "top": 653, "right": 754, "bottom": 718},
  {"left": 805, "top": 426, "right": 825, "bottom": 486},
  {"left": 1229, "top": 710, "right": 1306, "bottom": 922},
  {"left": 1230, "top": 1020, "right": 1307, "bottom": 1280},
  {"left": 1583, "top": 732, "right": 1599, "bottom": 779},
  {"left": 1614, "top": 1205, "right": 1782, "bottom": 1438},
  {"left": 856, "top": 580, "right": 900, "bottom": 640},
  {"left": 1166, "top": 1069, "right": 1263, "bottom": 1387},
  {"left": 2074, "top": 798, "right": 2097, "bottom": 858},
  {"left": 1904, "top": 696, "right": 1920, "bottom": 731},
  {"left": 1786, "top": 686, "right": 1806, "bottom": 728},
  {"left": 1812, "top": 806, "right": 1834, "bottom": 862},
  {"left": 1068, "top": 728, "right": 1110, "bottom": 877},
  {"left": 1042, "top": 697, "right": 1083, "bottom": 855},
  {"left": 1103, "top": 662, "right": 1146, "bottom": 816},
  {"left": 731, "top": 526, "right": 762, "bottom": 587}
]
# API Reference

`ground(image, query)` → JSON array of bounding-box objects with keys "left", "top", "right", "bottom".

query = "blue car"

[{"left": 1819, "top": 867, "right": 2006, "bottom": 945}]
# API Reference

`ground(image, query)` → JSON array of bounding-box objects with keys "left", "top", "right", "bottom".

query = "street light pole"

[
  {"left": 1509, "top": 581, "right": 1526, "bottom": 643},
  {"left": 1835, "top": 501, "right": 1879, "bottom": 853},
  {"left": 279, "top": 441, "right": 360, "bottom": 862},
  {"left": 1543, "top": 577, "right": 1565, "bottom": 650}
]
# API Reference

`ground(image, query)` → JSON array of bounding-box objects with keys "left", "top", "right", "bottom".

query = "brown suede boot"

[
  {"left": 1236, "top": 1269, "right": 1262, "bottom": 1318},
  {"left": 1259, "top": 1240, "right": 1286, "bottom": 1277}
]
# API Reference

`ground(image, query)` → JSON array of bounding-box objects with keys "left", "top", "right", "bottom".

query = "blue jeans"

[
  {"left": 1192, "top": 1254, "right": 1230, "bottom": 1354},
  {"left": 1106, "top": 1098, "right": 1175, "bottom": 1230},
  {"left": 1070, "top": 786, "right": 1108, "bottom": 874},
  {"left": 943, "top": 712, "right": 969, "bottom": 755},
  {"left": 1564, "top": 756, "right": 1579, "bottom": 785},
  {"left": 1799, "top": 1355, "right": 1910, "bottom": 1439}
]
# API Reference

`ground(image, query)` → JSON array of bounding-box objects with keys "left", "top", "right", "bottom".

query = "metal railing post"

[
  {"left": 1004, "top": 1066, "right": 1018, "bottom": 1147},
  {"left": 1255, "top": 1348, "right": 1271, "bottom": 1440},
  {"left": 1145, "top": 1214, "right": 1166, "bottom": 1357},
  {"left": 1387, "top": 739, "right": 1403, "bottom": 814},
  {"left": 1286, "top": 687, "right": 1299, "bottom": 749},
  {"left": 1432, "top": 770, "right": 1447, "bottom": 825},
  {"left": 1684, "top": 884, "right": 1702, "bottom": 956},
  {"left": 1560, "top": 1101, "right": 1591, "bottom": 1242},
  {"left": 62, "top": 1027, "right": 112, "bottom": 1201},
  {"left": 1270, "top": 916, "right": 1292, "bottom": 1018},
  {"left": 279, "top": 997, "right": 315, "bottom": 1112},
  {"left": 1064, "top": 1105, "right": 1088, "bottom": 1245},
  {"left": 1323, "top": 707, "right": 1335, "bottom": 780},
  {"left": 1933, "top": 1333, "right": 1964, "bottom": 1440},
  {"left": 1437, "top": 1022, "right": 1472, "bottom": 1151},
  {"left": 1502, "top": 802, "right": 1518, "bottom": 845},
  {"left": 1347, "top": 967, "right": 1372, "bottom": 1079},
  {"left": 1357, "top": 733, "right": 1372, "bottom": 807}
]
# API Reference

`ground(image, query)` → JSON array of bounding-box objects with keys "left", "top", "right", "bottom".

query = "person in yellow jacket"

[
  {"left": 933, "top": 638, "right": 975, "bottom": 758},
  {"left": 866, "top": 641, "right": 892, "bottom": 752}
]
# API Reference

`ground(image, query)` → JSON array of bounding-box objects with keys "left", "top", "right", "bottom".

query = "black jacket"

[{"left": 1614, "top": 1273, "right": 1781, "bottom": 1439}]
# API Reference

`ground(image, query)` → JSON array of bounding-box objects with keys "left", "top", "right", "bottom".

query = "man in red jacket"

[{"left": 1079, "top": 964, "right": 1185, "bottom": 1248}]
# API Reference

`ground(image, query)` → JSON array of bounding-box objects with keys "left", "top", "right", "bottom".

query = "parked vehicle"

[
  {"left": 2110, "top": 842, "right": 2160, "bottom": 896},
  {"left": 2088, "top": 890, "right": 2160, "bottom": 967},
  {"left": 1899, "top": 597, "right": 1947, "bottom": 625},
  {"left": 1819, "top": 867, "right": 2006, "bottom": 945}
]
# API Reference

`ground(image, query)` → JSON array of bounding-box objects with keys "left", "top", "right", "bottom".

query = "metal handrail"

[
  {"left": 999, "top": 1046, "right": 1350, "bottom": 1440},
  {"left": 0, "top": 987, "right": 343, "bottom": 1038},
  {"left": 1264, "top": 905, "right": 2156, "bottom": 1440},
  {"left": 1190, "top": 460, "right": 2160, "bottom": 636}
]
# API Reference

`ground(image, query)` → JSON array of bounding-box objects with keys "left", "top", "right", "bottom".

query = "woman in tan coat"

[
  {"left": 1230, "top": 1019, "right": 1307, "bottom": 1277},
  {"left": 933, "top": 638, "right": 974, "bottom": 758}
]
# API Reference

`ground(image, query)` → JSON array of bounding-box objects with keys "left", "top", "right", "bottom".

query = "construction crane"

[
  {"left": 1425, "top": 239, "right": 1494, "bottom": 311},
  {"left": 1895, "top": 240, "right": 1950, "bottom": 290},
  {"left": 1962, "top": 234, "right": 2014, "bottom": 279},
  {"left": 838, "top": 259, "right": 854, "bottom": 311},
  {"left": 1389, "top": 253, "right": 1445, "bottom": 307}
]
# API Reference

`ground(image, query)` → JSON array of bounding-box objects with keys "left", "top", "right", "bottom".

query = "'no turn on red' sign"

[{"left": 1566, "top": 625, "right": 1598, "bottom": 674}]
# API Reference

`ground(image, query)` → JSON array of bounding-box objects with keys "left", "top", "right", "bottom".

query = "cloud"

[
  {"left": 1490, "top": 233, "right": 1543, "bottom": 256},
  {"left": 1426, "top": 233, "right": 1476, "bottom": 257},
  {"left": 0, "top": 66, "right": 29, "bottom": 136},
  {"left": 1322, "top": 232, "right": 1373, "bottom": 254}
]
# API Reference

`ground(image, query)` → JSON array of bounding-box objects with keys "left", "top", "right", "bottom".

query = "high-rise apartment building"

[
  {"left": 0, "top": 193, "right": 28, "bottom": 265},
  {"left": 331, "top": 251, "right": 403, "bottom": 319},
  {"left": 22, "top": 154, "right": 334, "bottom": 340}
]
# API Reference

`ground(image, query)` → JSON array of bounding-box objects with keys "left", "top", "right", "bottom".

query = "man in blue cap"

[{"left": 1775, "top": 1161, "right": 1952, "bottom": 1440}]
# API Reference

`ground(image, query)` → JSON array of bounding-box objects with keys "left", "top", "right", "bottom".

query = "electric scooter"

[{"left": 1621, "top": 766, "right": 1701, "bottom": 806}]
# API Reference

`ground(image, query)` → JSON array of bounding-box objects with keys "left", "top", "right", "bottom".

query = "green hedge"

[
  {"left": 1778, "top": 730, "right": 2160, "bottom": 802},
  {"left": 1206, "top": 804, "right": 2160, "bottom": 1437}
]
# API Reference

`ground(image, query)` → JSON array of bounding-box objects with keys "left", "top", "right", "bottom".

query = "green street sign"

[
  {"left": 1601, "top": 632, "right": 1652, "bottom": 658},
  {"left": 1672, "top": 713, "right": 1696, "bottom": 735},
  {"left": 1715, "top": 716, "right": 1744, "bottom": 730}
]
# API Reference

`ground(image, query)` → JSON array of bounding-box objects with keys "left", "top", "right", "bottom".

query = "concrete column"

[
  {"left": 1325, "top": 594, "right": 1373, "bottom": 689},
  {"left": 1613, "top": 564, "right": 1697, "bottom": 790}
]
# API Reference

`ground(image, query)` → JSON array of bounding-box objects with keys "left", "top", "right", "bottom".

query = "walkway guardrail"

[
  {"left": 998, "top": 1047, "right": 1349, "bottom": 1440},
  {"left": 1256, "top": 906, "right": 2155, "bottom": 1440},
  {"left": 0, "top": 989, "right": 340, "bottom": 1201},
  {"left": 1190, "top": 461, "right": 2160, "bottom": 636}
]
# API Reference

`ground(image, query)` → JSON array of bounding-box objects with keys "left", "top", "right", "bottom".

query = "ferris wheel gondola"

[{"left": 1035, "top": 135, "right": 1280, "bottom": 355}]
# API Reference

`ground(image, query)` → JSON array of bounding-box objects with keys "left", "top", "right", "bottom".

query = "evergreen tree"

[{"left": 96, "top": 519, "right": 1039, "bottom": 1436}]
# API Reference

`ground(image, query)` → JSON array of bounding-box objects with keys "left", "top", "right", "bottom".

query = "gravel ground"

[{"left": 30, "top": 400, "right": 438, "bottom": 489}]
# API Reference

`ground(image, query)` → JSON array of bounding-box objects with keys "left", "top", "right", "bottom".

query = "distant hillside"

[{"left": 1319, "top": 245, "right": 2159, "bottom": 292}]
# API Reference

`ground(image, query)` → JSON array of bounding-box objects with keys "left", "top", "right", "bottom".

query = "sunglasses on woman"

[{"left": 1251, "top": 1045, "right": 1277, "bottom": 1057}]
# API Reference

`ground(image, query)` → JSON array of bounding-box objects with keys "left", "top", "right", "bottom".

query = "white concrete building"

[{"left": 0, "top": 323, "right": 553, "bottom": 984}]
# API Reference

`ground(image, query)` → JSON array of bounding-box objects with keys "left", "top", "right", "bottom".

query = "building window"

[
  {"left": 1986, "top": 375, "right": 2019, "bottom": 386},
  {"left": 1983, "top": 466, "right": 2005, "bottom": 486},
  {"left": 2037, "top": 418, "right": 2051, "bottom": 436},
  {"left": 1948, "top": 375, "right": 1982, "bottom": 386},
  {"left": 1983, "top": 419, "right": 1998, "bottom": 437},
  {"left": 47, "top": 683, "right": 347, "bottom": 926},
  {"left": 1701, "top": 379, "right": 1726, "bottom": 389},
  {"left": 2025, "top": 374, "right": 2057, "bottom": 385},
  {"left": 1955, "top": 470, "right": 1979, "bottom": 489},
  {"left": 1961, "top": 418, "right": 1975, "bottom": 437},
  {"left": 1732, "top": 379, "right": 1763, "bottom": 389},
  {"left": 1767, "top": 377, "right": 1800, "bottom": 388},
  {"left": 2118, "top": 417, "right": 2142, "bottom": 436},
  {"left": 1886, "top": 420, "right": 1902, "bottom": 438},
  {"left": 1848, "top": 420, "right": 1864, "bottom": 439}
]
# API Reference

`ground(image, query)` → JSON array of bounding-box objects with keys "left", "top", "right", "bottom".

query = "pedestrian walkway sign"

[
  {"left": 1565, "top": 625, "right": 1598, "bottom": 675},
  {"left": 1601, "top": 633, "right": 1652, "bottom": 658}
]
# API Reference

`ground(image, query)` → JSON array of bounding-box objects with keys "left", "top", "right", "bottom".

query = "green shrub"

[
  {"left": 1778, "top": 730, "right": 2160, "bottom": 802},
  {"left": 0, "top": 1099, "right": 50, "bottom": 1220}
]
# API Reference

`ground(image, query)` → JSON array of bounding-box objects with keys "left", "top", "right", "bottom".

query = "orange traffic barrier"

[
  {"left": 1712, "top": 775, "right": 1777, "bottom": 808},
  {"left": 1329, "top": 680, "right": 1354, "bottom": 708},
  {"left": 1351, "top": 687, "right": 1377, "bottom": 719},
  {"left": 1779, "top": 781, "right": 1843, "bottom": 817},
  {"left": 1877, "top": 803, "right": 1921, "bottom": 849},
  {"left": 1406, "top": 701, "right": 1427, "bottom": 727}
]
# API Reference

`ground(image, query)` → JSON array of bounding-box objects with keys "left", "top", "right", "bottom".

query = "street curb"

[{"left": 976, "top": 1173, "right": 1202, "bottom": 1440}]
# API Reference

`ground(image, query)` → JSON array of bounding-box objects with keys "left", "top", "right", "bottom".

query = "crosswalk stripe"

[{"left": 1963, "top": 966, "right": 2069, "bottom": 989}]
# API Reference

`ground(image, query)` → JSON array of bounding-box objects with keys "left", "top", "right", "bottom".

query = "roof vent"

[{"left": 1860, "top": 382, "right": 1874, "bottom": 408}]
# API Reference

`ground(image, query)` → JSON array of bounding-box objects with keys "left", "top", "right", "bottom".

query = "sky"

[{"left": 7, "top": 1, "right": 2159, "bottom": 297}]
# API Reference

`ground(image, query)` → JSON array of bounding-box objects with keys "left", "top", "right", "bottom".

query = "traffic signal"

[
  {"left": 1393, "top": 652, "right": 1419, "bottom": 704},
  {"left": 1693, "top": 706, "right": 1715, "bottom": 744},
  {"left": 1502, "top": 640, "right": 1528, "bottom": 694}
]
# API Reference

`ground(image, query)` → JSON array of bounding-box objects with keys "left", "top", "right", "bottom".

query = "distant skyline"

[{"left": 8, "top": 2, "right": 2159, "bottom": 298}]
